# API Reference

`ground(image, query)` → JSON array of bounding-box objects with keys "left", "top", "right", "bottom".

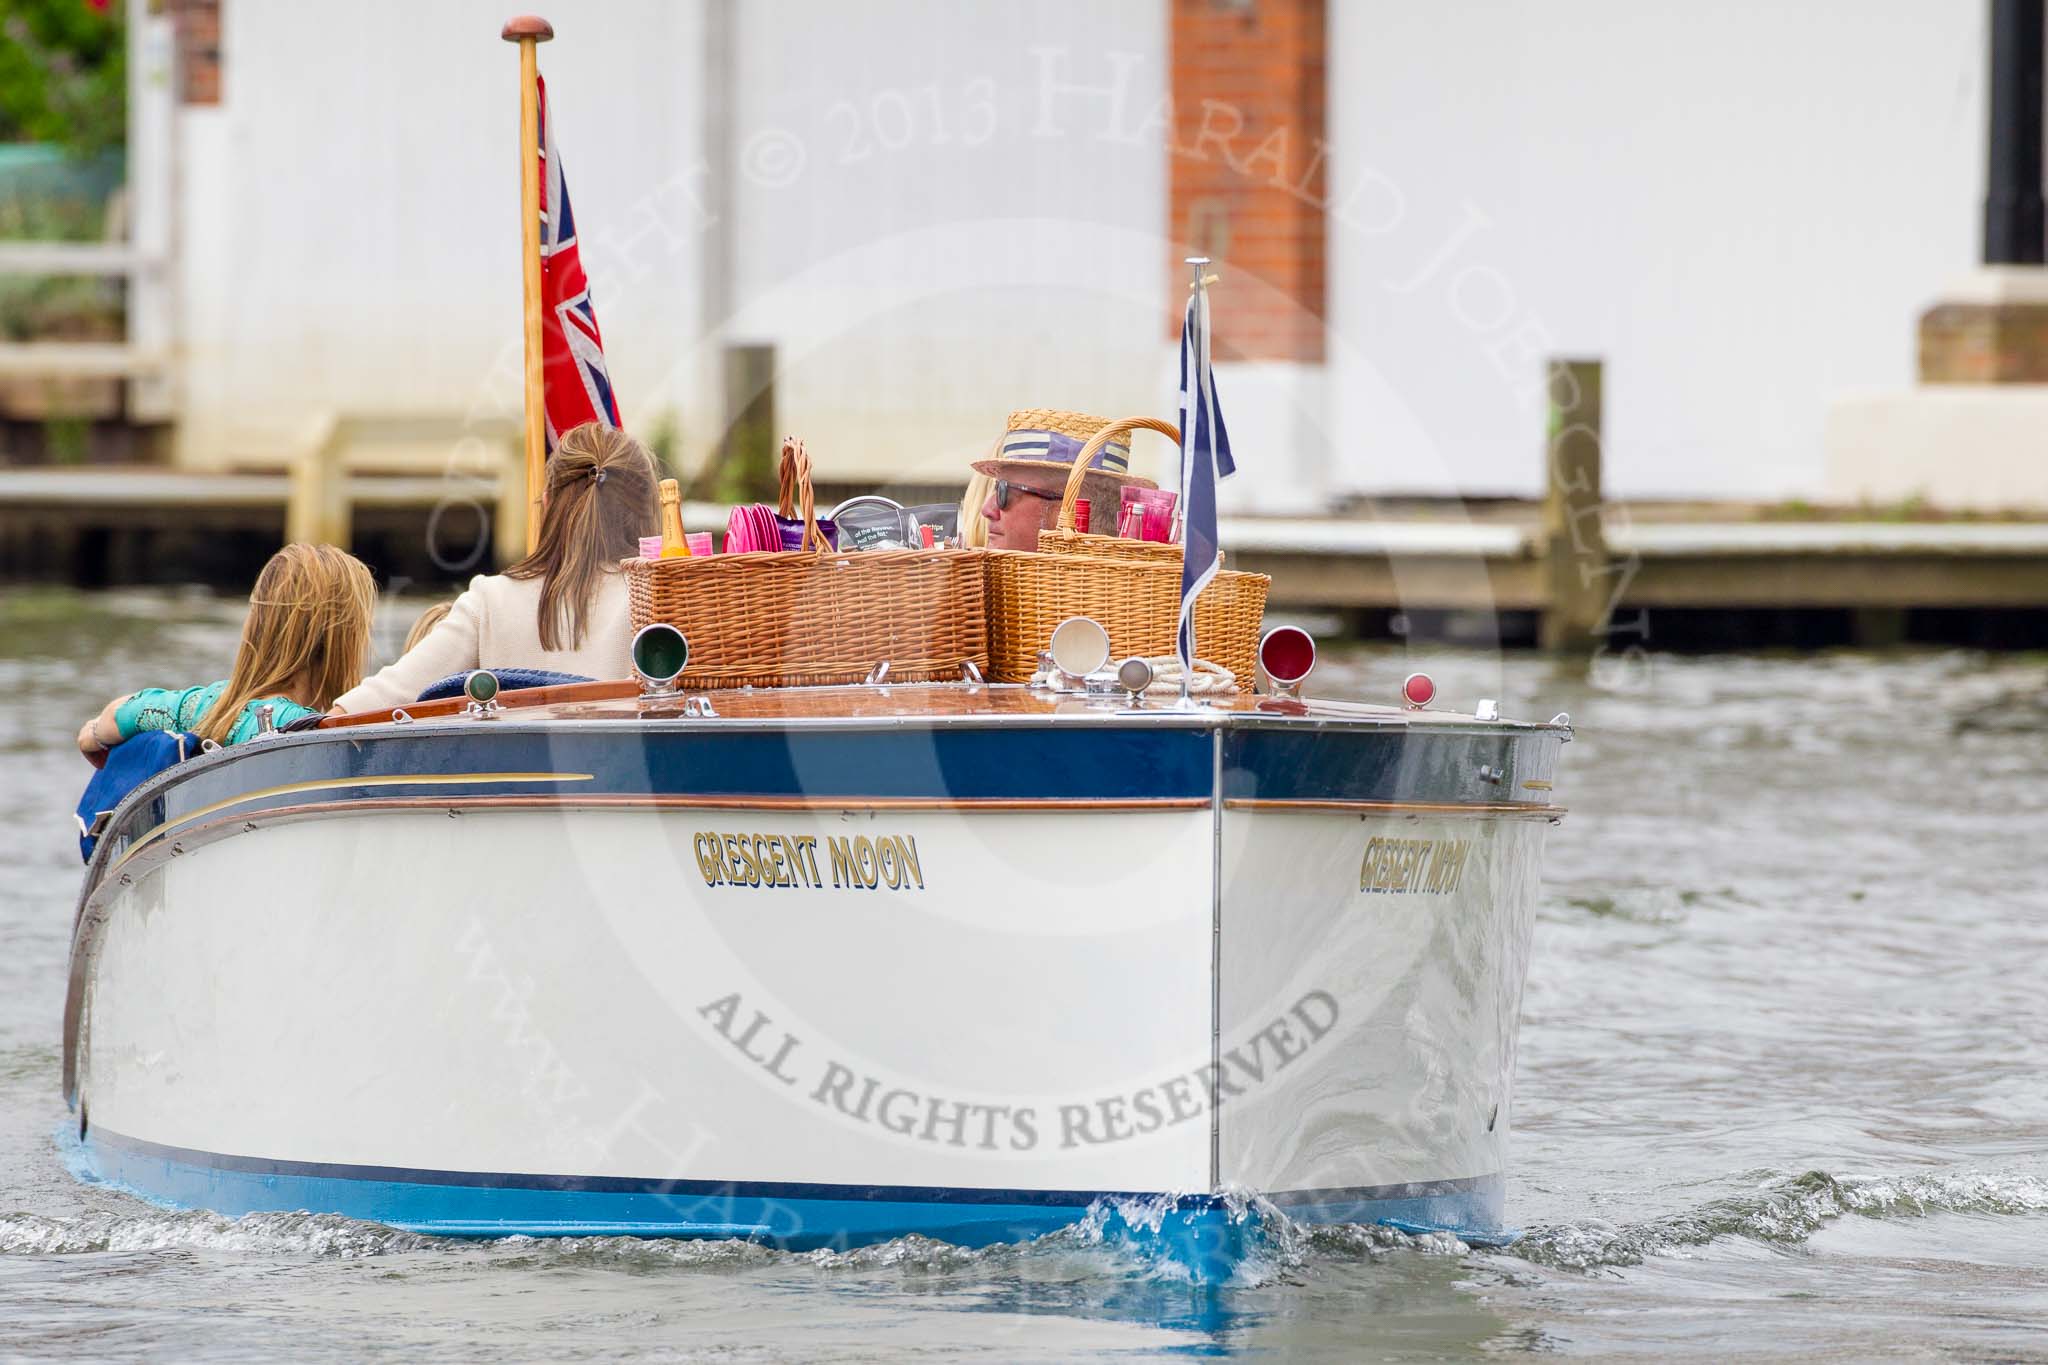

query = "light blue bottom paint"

[{"left": 78, "top": 1129, "right": 1508, "bottom": 1280}]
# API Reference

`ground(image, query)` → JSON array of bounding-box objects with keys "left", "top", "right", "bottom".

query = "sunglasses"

[{"left": 993, "top": 479, "right": 1062, "bottom": 512}]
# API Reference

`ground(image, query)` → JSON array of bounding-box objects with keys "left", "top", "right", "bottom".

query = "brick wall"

[
  {"left": 169, "top": 0, "right": 222, "bottom": 105},
  {"left": 1920, "top": 302, "right": 2048, "bottom": 382},
  {"left": 1169, "top": 0, "right": 1326, "bottom": 362}
]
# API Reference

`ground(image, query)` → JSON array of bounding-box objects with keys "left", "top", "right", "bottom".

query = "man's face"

[{"left": 980, "top": 472, "right": 1070, "bottom": 550}]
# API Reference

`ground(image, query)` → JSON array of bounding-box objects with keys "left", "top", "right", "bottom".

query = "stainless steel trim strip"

[
  {"left": 1209, "top": 727, "right": 1224, "bottom": 1192},
  {"left": 107, "top": 772, "right": 596, "bottom": 874},
  {"left": 1224, "top": 799, "right": 1563, "bottom": 817}
]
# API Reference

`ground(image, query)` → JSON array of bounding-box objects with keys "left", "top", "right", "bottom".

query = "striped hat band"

[{"left": 998, "top": 428, "right": 1130, "bottom": 475}]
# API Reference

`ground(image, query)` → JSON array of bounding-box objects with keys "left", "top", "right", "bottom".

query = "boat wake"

[
  {"left": 0, "top": 1206, "right": 436, "bottom": 1258},
  {"left": 1504, "top": 1166, "right": 2048, "bottom": 1271},
  {"left": 8, "top": 1165, "right": 2042, "bottom": 1281}
]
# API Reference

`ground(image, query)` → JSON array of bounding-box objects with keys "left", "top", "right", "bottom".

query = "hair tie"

[{"left": 593, "top": 468, "right": 607, "bottom": 486}]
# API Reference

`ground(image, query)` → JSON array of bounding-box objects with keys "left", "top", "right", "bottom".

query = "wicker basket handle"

[
  {"left": 1057, "top": 417, "right": 1181, "bottom": 532},
  {"left": 776, "top": 436, "right": 828, "bottom": 552}
]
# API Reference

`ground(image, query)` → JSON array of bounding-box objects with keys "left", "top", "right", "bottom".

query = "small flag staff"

[
  {"left": 1180, "top": 257, "right": 1214, "bottom": 547},
  {"left": 503, "top": 14, "right": 554, "bottom": 553},
  {"left": 1177, "top": 254, "right": 1235, "bottom": 708}
]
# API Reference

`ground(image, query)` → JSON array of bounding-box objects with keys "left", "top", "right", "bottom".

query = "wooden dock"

[{"left": 1227, "top": 517, "right": 2048, "bottom": 610}]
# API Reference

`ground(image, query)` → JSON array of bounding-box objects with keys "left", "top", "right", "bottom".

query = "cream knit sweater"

[{"left": 333, "top": 570, "right": 634, "bottom": 714}]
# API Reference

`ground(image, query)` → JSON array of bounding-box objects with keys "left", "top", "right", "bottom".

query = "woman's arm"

[
  {"left": 84, "top": 682, "right": 220, "bottom": 756},
  {"left": 329, "top": 585, "right": 485, "bottom": 714},
  {"left": 75, "top": 695, "right": 130, "bottom": 763}
]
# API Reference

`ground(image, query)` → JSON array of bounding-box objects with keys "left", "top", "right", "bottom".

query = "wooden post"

[
  {"left": 1539, "top": 359, "right": 1609, "bottom": 653},
  {"left": 503, "top": 15, "right": 554, "bottom": 553},
  {"left": 284, "top": 413, "right": 346, "bottom": 548},
  {"left": 492, "top": 437, "right": 527, "bottom": 569}
]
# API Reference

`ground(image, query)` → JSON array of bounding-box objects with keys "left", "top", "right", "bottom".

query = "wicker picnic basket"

[
  {"left": 624, "top": 438, "right": 988, "bottom": 689},
  {"left": 1037, "top": 416, "right": 1189, "bottom": 562},
  {"left": 983, "top": 416, "right": 1269, "bottom": 684}
]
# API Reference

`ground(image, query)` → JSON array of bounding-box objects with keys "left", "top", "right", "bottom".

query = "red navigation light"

[
  {"left": 1259, "top": 627, "right": 1316, "bottom": 690},
  {"left": 1401, "top": 672, "right": 1436, "bottom": 708}
]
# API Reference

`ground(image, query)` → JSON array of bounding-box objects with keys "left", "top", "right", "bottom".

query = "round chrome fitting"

[{"left": 632, "top": 623, "right": 691, "bottom": 696}]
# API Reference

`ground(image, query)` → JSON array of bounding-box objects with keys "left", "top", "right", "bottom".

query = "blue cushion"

[
  {"left": 76, "top": 730, "right": 200, "bottom": 863},
  {"left": 415, "top": 668, "right": 593, "bottom": 703}
]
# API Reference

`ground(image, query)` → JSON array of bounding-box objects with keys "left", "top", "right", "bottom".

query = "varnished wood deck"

[{"left": 320, "top": 679, "right": 1505, "bottom": 731}]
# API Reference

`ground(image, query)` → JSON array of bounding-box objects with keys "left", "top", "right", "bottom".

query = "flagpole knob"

[{"left": 501, "top": 14, "right": 554, "bottom": 41}]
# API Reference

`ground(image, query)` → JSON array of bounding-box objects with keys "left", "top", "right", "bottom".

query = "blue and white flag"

[{"left": 1176, "top": 285, "right": 1236, "bottom": 673}]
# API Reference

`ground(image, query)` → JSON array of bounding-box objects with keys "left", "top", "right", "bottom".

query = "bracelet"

[{"left": 91, "top": 716, "right": 117, "bottom": 748}]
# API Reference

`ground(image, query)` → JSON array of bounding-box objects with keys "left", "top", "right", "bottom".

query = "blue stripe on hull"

[
  {"left": 79, "top": 1129, "right": 1509, "bottom": 1267},
  {"left": 1222, "top": 726, "right": 1532, "bottom": 808},
  {"left": 91, "top": 719, "right": 1560, "bottom": 872},
  {"left": 105, "top": 724, "right": 1220, "bottom": 858}
]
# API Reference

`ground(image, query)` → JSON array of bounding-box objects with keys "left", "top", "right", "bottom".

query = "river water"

[{"left": 2, "top": 587, "right": 2044, "bottom": 1360}]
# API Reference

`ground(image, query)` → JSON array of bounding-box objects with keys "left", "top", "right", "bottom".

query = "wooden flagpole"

[{"left": 502, "top": 15, "right": 554, "bottom": 554}]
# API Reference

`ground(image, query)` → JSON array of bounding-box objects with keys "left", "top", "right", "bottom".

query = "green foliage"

[
  {"left": 0, "top": 273, "right": 119, "bottom": 341},
  {"left": 0, "top": 177, "right": 106, "bottom": 240},
  {"left": 0, "top": 190, "right": 121, "bottom": 340},
  {"left": 0, "top": 182, "right": 122, "bottom": 343},
  {"left": 0, "top": 0, "right": 125, "bottom": 157},
  {"left": 43, "top": 411, "right": 89, "bottom": 462},
  {"left": 1888, "top": 492, "right": 1929, "bottom": 523}
]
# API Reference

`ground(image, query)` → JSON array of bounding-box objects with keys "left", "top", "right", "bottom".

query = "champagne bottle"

[{"left": 658, "top": 479, "right": 691, "bottom": 557}]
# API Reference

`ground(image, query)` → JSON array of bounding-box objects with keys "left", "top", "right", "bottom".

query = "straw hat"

[{"left": 972, "top": 408, "right": 1160, "bottom": 494}]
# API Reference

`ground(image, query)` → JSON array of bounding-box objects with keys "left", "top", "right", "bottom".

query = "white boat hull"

[{"left": 67, "top": 698, "right": 1562, "bottom": 1259}]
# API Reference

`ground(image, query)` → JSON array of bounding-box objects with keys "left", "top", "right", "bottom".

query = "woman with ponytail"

[{"left": 330, "top": 422, "right": 659, "bottom": 714}]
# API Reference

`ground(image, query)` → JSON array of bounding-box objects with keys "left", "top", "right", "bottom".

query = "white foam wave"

[
  {"left": 0, "top": 1207, "right": 434, "bottom": 1258},
  {"left": 23, "top": 1167, "right": 2024, "bottom": 1279},
  {"left": 1510, "top": 1167, "right": 2048, "bottom": 1271}
]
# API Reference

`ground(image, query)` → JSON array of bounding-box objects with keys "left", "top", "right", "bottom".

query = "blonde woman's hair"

[
  {"left": 403, "top": 600, "right": 453, "bottom": 653},
  {"left": 959, "top": 471, "right": 995, "bottom": 550},
  {"left": 504, "top": 422, "right": 659, "bottom": 651},
  {"left": 201, "top": 543, "right": 377, "bottom": 744}
]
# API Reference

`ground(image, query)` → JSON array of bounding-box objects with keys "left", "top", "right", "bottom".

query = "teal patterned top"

[{"left": 114, "top": 682, "right": 321, "bottom": 747}]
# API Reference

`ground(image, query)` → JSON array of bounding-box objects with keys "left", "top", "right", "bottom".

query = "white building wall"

[
  {"left": 175, "top": 1, "right": 1986, "bottom": 506},
  {"left": 176, "top": 0, "right": 706, "bottom": 468},
  {"left": 174, "top": 0, "right": 1176, "bottom": 488},
  {"left": 1325, "top": 0, "right": 1984, "bottom": 500},
  {"left": 713, "top": 0, "right": 1172, "bottom": 485}
]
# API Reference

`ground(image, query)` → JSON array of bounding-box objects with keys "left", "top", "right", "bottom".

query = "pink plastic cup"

[
  {"left": 1121, "top": 487, "right": 1178, "bottom": 543},
  {"left": 638, "top": 535, "right": 665, "bottom": 560},
  {"left": 686, "top": 531, "right": 714, "bottom": 556}
]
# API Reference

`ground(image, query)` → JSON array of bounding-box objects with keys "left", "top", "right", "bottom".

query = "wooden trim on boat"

[
  {"left": 320, "top": 679, "right": 640, "bottom": 727},
  {"left": 1224, "top": 798, "right": 1562, "bottom": 817},
  {"left": 184, "top": 793, "right": 1210, "bottom": 824}
]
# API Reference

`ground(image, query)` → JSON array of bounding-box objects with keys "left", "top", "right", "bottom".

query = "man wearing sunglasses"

[{"left": 972, "top": 417, "right": 1158, "bottom": 552}]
